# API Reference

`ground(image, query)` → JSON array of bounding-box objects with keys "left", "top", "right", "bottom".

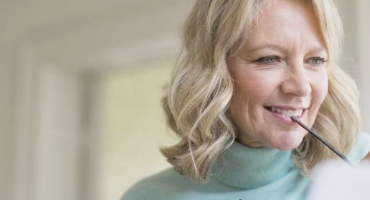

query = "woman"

[{"left": 122, "top": 0, "right": 370, "bottom": 199}]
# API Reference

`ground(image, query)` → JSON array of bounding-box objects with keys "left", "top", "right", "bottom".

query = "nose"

[{"left": 280, "top": 66, "right": 312, "bottom": 97}]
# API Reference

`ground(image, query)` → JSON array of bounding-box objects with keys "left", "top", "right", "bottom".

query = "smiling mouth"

[{"left": 264, "top": 106, "right": 304, "bottom": 117}]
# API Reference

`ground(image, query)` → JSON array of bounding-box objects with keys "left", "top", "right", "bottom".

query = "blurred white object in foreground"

[{"left": 307, "top": 160, "right": 370, "bottom": 200}]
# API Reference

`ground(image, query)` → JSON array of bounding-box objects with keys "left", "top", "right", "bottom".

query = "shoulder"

[
  {"left": 120, "top": 168, "right": 197, "bottom": 200},
  {"left": 347, "top": 132, "right": 370, "bottom": 164}
]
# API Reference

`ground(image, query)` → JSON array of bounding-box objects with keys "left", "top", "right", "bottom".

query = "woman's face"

[{"left": 228, "top": 0, "right": 328, "bottom": 150}]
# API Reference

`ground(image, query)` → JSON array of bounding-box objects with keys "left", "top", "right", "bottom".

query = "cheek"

[
  {"left": 232, "top": 83, "right": 260, "bottom": 112},
  {"left": 230, "top": 76, "right": 273, "bottom": 122},
  {"left": 312, "top": 72, "right": 328, "bottom": 104},
  {"left": 232, "top": 73, "right": 275, "bottom": 102}
]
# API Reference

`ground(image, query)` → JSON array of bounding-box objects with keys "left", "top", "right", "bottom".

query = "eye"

[
  {"left": 254, "top": 56, "right": 281, "bottom": 65},
  {"left": 306, "top": 57, "right": 327, "bottom": 66}
]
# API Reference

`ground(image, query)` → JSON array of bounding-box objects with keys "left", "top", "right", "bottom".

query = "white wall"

[
  {"left": 100, "top": 60, "right": 179, "bottom": 199},
  {"left": 337, "top": 0, "right": 370, "bottom": 131},
  {"left": 0, "top": 0, "right": 191, "bottom": 200}
]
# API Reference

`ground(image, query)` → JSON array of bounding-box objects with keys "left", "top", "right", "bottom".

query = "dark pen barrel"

[{"left": 291, "top": 116, "right": 353, "bottom": 165}]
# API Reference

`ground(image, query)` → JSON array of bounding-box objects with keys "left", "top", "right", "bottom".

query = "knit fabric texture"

[{"left": 122, "top": 132, "right": 370, "bottom": 200}]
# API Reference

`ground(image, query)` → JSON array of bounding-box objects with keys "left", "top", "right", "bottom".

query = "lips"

[{"left": 264, "top": 106, "right": 305, "bottom": 117}]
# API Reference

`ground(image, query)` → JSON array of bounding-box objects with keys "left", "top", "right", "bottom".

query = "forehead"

[{"left": 242, "top": 0, "right": 325, "bottom": 52}]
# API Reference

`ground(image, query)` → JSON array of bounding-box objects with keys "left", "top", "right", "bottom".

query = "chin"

[
  {"left": 273, "top": 132, "right": 305, "bottom": 150},
  {"left": 275, "top": 143, "right": 301, "bottom": 151}
]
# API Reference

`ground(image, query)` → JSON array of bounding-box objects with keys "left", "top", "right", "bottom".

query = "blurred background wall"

[{"left": 0, "top": 0, "right": 368, "bottom": 200}]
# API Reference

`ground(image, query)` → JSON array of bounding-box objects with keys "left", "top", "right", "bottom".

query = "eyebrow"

[
  {"left": 308, "top": 47, "right": 328, "bottom": 55},
  {"left": 246, "top": 44, "right": 288, "bottom": 53},
  {"left": 244, "top": 44, "right": 328, "bottom": 55}
]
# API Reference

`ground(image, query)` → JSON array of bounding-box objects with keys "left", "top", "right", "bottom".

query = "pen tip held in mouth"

[{"left": 291, "top": 116, "right": 299, "bottom": 122}]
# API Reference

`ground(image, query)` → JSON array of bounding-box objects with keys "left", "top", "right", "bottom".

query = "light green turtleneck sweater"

[{"left": 122, "top": 132, "right": 370, "bottom": 200}]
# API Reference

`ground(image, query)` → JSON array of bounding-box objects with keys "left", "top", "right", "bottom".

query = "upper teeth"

[{"left": 270, "top": 107, "right": 303, "bottom": 117}]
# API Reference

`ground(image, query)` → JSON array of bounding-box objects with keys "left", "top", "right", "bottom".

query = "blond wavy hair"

[{"left": 161, "top": 0, "right": 361, "bottom": 182}]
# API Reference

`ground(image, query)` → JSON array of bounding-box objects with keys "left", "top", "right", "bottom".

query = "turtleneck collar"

[{"left": 212, "top": 141, "right": 296, "bottom": 189}]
